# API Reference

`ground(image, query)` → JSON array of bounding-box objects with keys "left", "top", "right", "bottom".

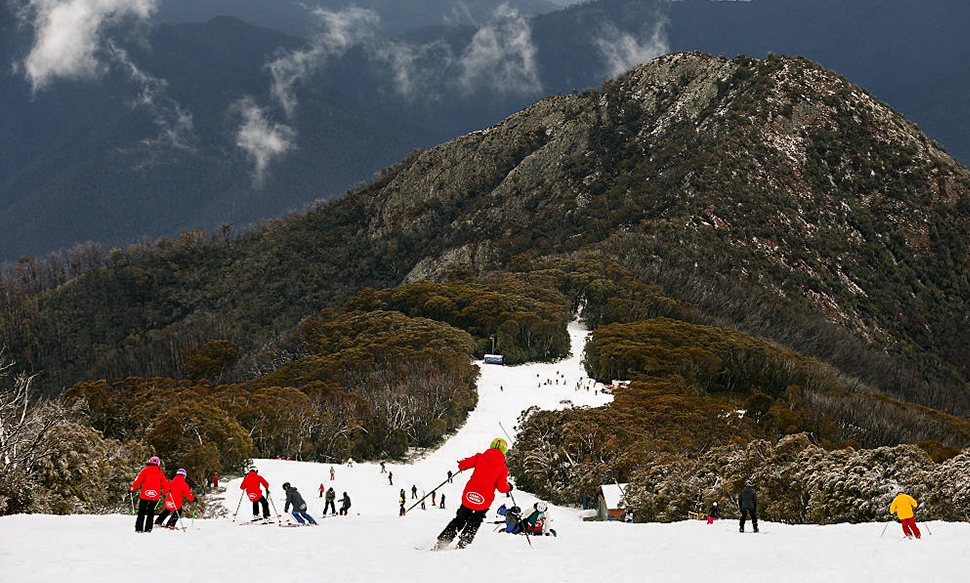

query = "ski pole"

[
  {"left": 405, "top": 470, "right": 464, "bottom": 514},
  {"left": 266, "top": 490, "right": 283, "bottom": 525},
  {"left": 231, "top": 491, "right": 245, "bottom": 522},
  {"left": 880, "top": 520, "right": 891, "bottom": 538},
  {"left": 129, "top": 491, "right": 136, "bottom": 514}
]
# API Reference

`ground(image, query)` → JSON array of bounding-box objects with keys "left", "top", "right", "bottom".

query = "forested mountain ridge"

[{"left": 4, "top": 52, "right": 970, "bottom": 412}]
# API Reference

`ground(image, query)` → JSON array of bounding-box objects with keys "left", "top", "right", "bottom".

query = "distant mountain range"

[{"left": 1, "top": 0, "right": 967, "bottom": 262}]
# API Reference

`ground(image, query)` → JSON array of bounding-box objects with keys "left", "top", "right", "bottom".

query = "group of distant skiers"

[
  {"left": 702, "top": 480, "right": 922, "bottom": 539},
  {"left": 132, "top": 439, "right": 925, "bottom": 543},
  {"left": 239, "top": 465, "right": 351, "bottom": 525}
]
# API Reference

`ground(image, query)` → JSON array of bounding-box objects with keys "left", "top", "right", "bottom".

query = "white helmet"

[{"left": 536, "top": 501, "right": 548, "bottom": 512}]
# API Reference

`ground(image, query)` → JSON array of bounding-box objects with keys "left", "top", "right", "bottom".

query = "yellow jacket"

[{"left": 890, "top": 493, "right": 918, "bottom": 520}]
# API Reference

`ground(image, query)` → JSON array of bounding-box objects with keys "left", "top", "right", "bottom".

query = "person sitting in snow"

[
  {"left": 283, "top": 482, "right": 318, "bottom": 525},
  {"left": 496, "top": 504, "right": 524, "bottom": 534},
  {"left": 434, "top": 437, "right": 512, "bottom": 550},
  {"left": 523, "top": 501, "right": 556, "bottom": 536}
]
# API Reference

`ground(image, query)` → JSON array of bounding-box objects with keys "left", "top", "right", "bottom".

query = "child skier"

[
  {"left": 524, "top": 501, "right": 555, "bottom": 536},
  {"left": 283, "top": 482, "right": 318, "bottom": 525},
  {"left": 129, "top": 456, "right": 168, "bottom": 533},
  {"left": 155, "top": 468, "right": 195, "bottom": 529},
  {"left": 240, "top": 466, "right": 271, "bottom": 521},
  {"left": 707, "top": 501, "right": 719, "bottom": 524},
  {"left": 433, "top": 437, "right": 512, "bottom": 550}
]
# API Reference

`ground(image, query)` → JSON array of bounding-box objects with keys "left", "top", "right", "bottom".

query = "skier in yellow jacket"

[{"left": 889, "top": 487, "right": 921, "bottom": 539}]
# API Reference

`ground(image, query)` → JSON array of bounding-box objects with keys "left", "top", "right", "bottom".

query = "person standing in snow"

[
  {"left": 890, "top": 487, "right": 921, "bottom": 539},
  {"left": 434, "top": 437, "right": 512, "bottom": 550},
  {"left": 738, "top": 480, "right": 758, "bottom": 533},
  {"left": 283, "top": 482, "right": 318, "bottom": 525},
  {"left": 330, "top": 466, "right": 335, "bottom": 480},
  {"left": 319, "top": 483, "right": 325, "bottom": 498},
  {"left": 129, "top": 456, "right": 168, "bottom": 533},
  {"left": 439, "top": 493, "right": 446, "bottom": 509},
  {"left": 339, "top": 491, "right": 351, "bottom": 515},
  {"left": 155, "top": 468, "right": 194, "bottom": 529},
  {"left": 240, "top": 466, "right": 271, "bottom": 521},
  {"left": 388, "top": 471, "right": 394, "bottom": 485},
  {"left": 412, "top": 484, "right": 418, "bottom": 499},
  {"left": 324, "top": 486, "right": 337, "bottom": 515},
  {"left": 707, "top": 501, "right": 719, "bottom": 524}
]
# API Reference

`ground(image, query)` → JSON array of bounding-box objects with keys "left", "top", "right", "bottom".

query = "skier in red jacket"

[
  {"left": 434, "top": 438, "right": 512, "bottom": 550},
  {"left": 155, "top": 468, "right": 196, "bottom": 529},
  {"left": 129, "top": 456, "right": 169, "bottom": 533},
  {"left": 240, "top": 466, "right": 271, "bottom": 521}
]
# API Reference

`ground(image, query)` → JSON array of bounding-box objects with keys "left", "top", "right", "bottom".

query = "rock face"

[{"left": 364, "top": 52, "right": 970, "bottom": 390}]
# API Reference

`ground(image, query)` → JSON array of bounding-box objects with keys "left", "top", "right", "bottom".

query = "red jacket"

[
  {"left": 458, "top": 448, "right": 511, "bottom": 511},
  {"left": 130, "top": 465, "right": 168, "bottom": 501},
  {"left": 164, "top": 475, "right": 196, "bottom": 510},
  {"left": 241, "top": 471, "right": 269, "bottom": 501}
]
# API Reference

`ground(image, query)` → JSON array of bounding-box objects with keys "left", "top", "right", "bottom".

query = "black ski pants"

[
  {"left": 155, "top": 509, "right": 180, "bottom": 527},
  {"left": 739, "top": 507, "right": 758, "bottom": 532},
  {"left": 252, "top": 496, "right": 269, "bottom": 518},
  {"left": 324, "top": 499, "right": 336, "bottom": 514},
  {"left": 437, "top": 504, "right": 488, "bottom": 548},
  {"left": 135, "top": 498, "right": 157, "bottom": 532}
]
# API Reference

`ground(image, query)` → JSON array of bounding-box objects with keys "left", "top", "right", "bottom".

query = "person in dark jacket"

[
  {"left": 707, "top": 501, "right": 719, "bottom": 525},
  {"left": 129, "top": 456, "right": 168, "bottom": 533},
  {"left": 434, "top": 437, "right": 512, "bottom": 550},
  {"left": 324, "top": 487, "right": 337, "bottom": 515},
  {"left": 339, "top": 491, "right": 351, "bottom": 515},
  {"left": 283, "top": 482, "right": 318, "bottom": 525},
  {"left": 738, "top": 481, "right": 758, "bottom": 533}
]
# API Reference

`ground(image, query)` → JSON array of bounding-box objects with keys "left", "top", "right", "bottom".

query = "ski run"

[{"left": 2, "top": 319, "right": 967, "bottom": 583}]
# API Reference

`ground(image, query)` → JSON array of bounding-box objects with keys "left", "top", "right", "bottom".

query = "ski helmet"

[
  {"left": 176, "top": 468, "right": 187, "bottom": 477},
  {"left": 536, "top": 501, "right": 548, "bottom": 512},
  {"left": 249, "top": 465, "right": 257, "bottom": 472},
  {"left": 148, "top": 456, "right": 160, "bottom": 465},
  {"left": 489, "top": 437, "right": 508, "bottom": 454},
  {"left": 282, "top": 482, "right": 291, "bottom": 490}
]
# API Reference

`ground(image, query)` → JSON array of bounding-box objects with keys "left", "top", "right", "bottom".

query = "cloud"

[
  {"left": 267, "top": 6, "right": 379, "bottom": 118},
  {"left": 109, "top": 41, "right": 197, "bottom": 161},
  {"left": 595, "top": 17, "right": 670, "bottom": 78},
  {"left": 233, "top": 97, "right": 296, "bottom": 186},
  {"left": 457, "top": 5, "right": 541, "bottom": 95},
  {"left": 16, "top": 0, "right": 158, "bottom": 92}
]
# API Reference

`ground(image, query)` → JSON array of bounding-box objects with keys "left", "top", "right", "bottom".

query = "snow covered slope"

[{"left": 1, "top": 320, "right": 965, "bottom": 583}]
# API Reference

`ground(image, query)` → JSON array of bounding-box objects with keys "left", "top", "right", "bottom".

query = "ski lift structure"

[{"left": 484, "top": 334, "right": 504, "bottom": 364}]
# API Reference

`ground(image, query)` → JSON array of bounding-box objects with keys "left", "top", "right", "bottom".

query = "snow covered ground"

[{"left": 2, "top": 320, "right": 965, "bottom": 582}]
